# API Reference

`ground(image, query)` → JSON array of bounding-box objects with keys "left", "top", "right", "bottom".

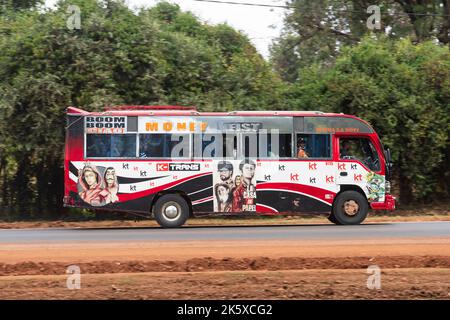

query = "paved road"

[{"left": 0, "top": 222, "right": 449, "bottom": 244}]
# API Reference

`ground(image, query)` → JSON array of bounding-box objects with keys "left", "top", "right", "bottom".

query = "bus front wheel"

[
  {"left": 153, "top": 194, "right": 189, "bottom": 228},
  {"left": 330, "top": 191, "right": 368, "bottom": 225}
]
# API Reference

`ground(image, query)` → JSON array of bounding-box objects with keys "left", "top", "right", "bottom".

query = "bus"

[{"left": 63, "top": 106, "right": 396, "bottom": 228}]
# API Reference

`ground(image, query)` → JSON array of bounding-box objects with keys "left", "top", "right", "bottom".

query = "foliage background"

[{"left": 0, "top": 0, "right": 448, "bottom": 218}]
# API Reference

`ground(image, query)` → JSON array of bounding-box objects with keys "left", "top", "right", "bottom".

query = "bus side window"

[
  {"left": 223, "top": 134, "right": 237, "bottom": 159},
  {"left": 243, "top": 134, "right": 258, "bottom": 159},
  {"left": 193, "top": 134, "right": 237, "bottom": 159},
  {"left": 86, "top": 134, "right": 136, "bottom": 158},
  {"left": 110, "top": 135, "right": 136, "bottom": 158},
  {"left": 296, "top": 134, "right": 331, "bottom": 159},
  {"left": 339, "top": 137, "right": 380, "bottom": 171},
  {"left": 263, "top": 133, "right": 292, "bottom": 158},
  {"left": 139, "top": 134, "right": 190, "bottom": 158}
]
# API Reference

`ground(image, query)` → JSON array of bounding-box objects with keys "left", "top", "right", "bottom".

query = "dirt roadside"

[
  {"left": 1, "top": 268, "right": 449, "bottom": 300},
  {"left": 0, "top": 238, "right": 449, "bottom": 299},
  {"left": 1, "top": 206, "right": 449, "bottom": 300}
]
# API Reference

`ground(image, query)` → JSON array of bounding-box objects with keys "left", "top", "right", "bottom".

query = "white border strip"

[
  {"left": 256, "top": 203, "right": 279, "bottom": 213},
  {"left": 188, "top": 186, "right": 213, "bottom": 196},
  {"left": 192, "top": 196, "right": 214, "bottom": 205}
]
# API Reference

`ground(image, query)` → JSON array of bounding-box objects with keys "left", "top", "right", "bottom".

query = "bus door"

[{"left": 335, "top": 135, "right": 385, "bottom": 202}]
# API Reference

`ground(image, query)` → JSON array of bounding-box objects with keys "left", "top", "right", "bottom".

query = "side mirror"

[
  {"left": 384, "top": 148, "right": 393, "bottom": 179},
  {"left": 386, "top": 148, "right": 393, "bottom": 169}
]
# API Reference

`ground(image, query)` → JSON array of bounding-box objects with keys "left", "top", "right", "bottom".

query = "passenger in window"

[
  {"left": 340, "top": 140, "right": 352, "bottom": 158},
  {"left": 297, "top": 138, "right": 309, "bottom": 158},
  {"left": 111, "top": 137, "right": 126, "bottom": 157}
]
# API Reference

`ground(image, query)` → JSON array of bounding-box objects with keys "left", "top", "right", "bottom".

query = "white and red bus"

[{"left": 63, "top": 106, "right": 395, "bottom": 227}]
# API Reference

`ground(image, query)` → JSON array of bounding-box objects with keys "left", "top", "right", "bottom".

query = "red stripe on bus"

[{"left": 256, "top": 204, "right": 279, "bottom": 214}]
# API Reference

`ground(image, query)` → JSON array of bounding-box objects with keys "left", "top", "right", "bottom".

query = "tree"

[
  {"left": 284, "top": 36, "right": 449, "bottom": 203},
  {"left": 271, "top": 0, "right": 449, "bottom": 82},
  {"left": 0, "top": 0, "right": 284, "bottom": 216}
]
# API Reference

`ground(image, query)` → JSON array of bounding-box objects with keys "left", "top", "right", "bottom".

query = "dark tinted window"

[
  {"left": 259, "top": 133, "right": 292, "bottom": 158},
  {"left": 139, "top": 134, "right": 190, "bottom": 158},
  {"left": 86, "top": 134, "right": 136, "bottom": 158},
  {"left": 193, "top": 134, "right": 237, "bottom": 159},
  {"left": 296, "top": 134, "right": 331, "bottom": 159}
]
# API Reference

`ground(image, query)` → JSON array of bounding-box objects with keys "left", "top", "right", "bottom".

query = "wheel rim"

[
  {"left": 162, "top": 202, "right": 181, "bottom": 221},
  {"left": 343, "top": 200, "right": 359, "bottom": 216}
]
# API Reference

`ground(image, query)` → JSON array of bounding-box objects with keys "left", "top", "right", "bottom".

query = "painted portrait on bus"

[
  {"left": 232, "top": 159, "right": 257, "bottom": 212},
  {"left": 103, "top": 167, "right": 119, "bottom": 204},
  {"left": 77, "top": 163, "right": 120, "bottom": 207},
  {"left": 214, "top": 183, "right": 232, "bottom": 212},
  {"left": 213, "top": 159, "right": 257, "bottom": 213},
  {"left": 213, "top": 161, "right": 234, "bottom": 212},
  {"left": 78, "top": 163, "right": 107, "bottom": 206}
]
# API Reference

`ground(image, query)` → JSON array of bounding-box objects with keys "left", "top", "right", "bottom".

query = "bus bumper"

[{"left": 370, "top": 194, "right": 396, "bottom": 211}]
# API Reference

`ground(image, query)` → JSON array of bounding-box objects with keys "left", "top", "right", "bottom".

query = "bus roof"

[
  {"left": 67, "top": 106, "right": 375, "bottom": 134},
  {"left": 67, "top": 106, "right": 350, "bottom": 118}
]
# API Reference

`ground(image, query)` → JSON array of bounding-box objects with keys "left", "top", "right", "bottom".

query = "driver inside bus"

[{"left": 340, "top": 140, "right": 352, "bottom": 159}]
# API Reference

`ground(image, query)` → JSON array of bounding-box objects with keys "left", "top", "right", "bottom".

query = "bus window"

[
  {"left": 339, "top": 137, "right": 380, "bottom": 171},
  {"left": 296, "top": 134, "right": 331, "bottom": 159},
  {"left": 243, "top": 134, "right": 258, "bottom": 158},
  {"left": 223, "top": 134, "right": 237, "bottom": 159},
  {"left": 193, "top": 134, "right": 219, "bottom": 158},
  {"left": 139, "top": 134, "right": 190, "bottom": 158},
  {"left": 86, "top": 134, "right": 136, "bottom": 158},
  {"left": 261, "top": 133, "right": 292, "bottom": 158}
]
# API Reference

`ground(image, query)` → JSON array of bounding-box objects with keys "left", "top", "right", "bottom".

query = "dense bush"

[
  {"left": 0, "top": 0, "right": 283, "bottom": 216},
  {"left": 283, "top": 37, "right": 449, "bottom": 203},
  {"left": 0, "top": 1, "right": 448, "bottom": 218}
]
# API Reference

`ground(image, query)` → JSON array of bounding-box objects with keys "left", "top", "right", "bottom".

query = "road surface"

[{"left": 0, "top": 221, "right": 449, "bottom": 243}]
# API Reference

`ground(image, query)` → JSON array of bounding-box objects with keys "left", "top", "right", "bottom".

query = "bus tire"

[
  {"left": 153, "top": 194, "right": 189, "bottom": 228},
  {"left": 331, "top": 191, "right": 368, "bottom": 225},
  {"left": 327, "top": 213, "right": 341, "bottom": 225}
]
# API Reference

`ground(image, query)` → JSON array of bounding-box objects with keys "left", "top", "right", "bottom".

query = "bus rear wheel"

[
  {"left": 153, "top": 194, "right": 189, "bottom": 228},
  {"left": 329, "top": 191, "right": 368, "bottom": 225}
]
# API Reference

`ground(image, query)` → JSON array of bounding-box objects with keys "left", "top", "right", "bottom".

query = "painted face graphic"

[
  {"left": 105, "top": 169, "right": 116, "bottom": 186},
  {"left": 84, "top": 170, "right": 97, "bottom": 187},
  {"left": 219, "top": 169, "right": 232, "bottom": 181},
  {"left": 242, "top": 164, "right": 255, "bottom": 180},
  {"left": 369, "top": 183, "right": 380, "bottom": 193},
  {"left": 217, "top": 185, "right": 230, "bottom": 203},
  {"left": 235, "top": 175, "right": 241, "bottom": 187}
]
